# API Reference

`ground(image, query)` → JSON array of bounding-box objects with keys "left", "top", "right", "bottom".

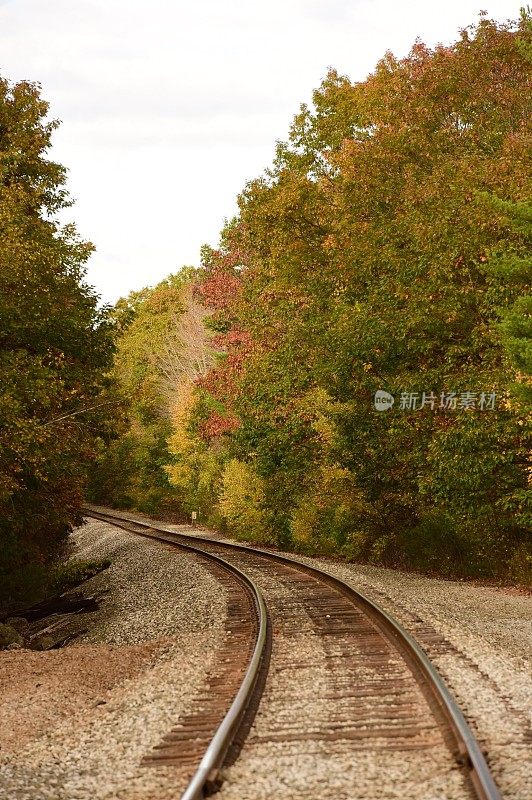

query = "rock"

[
  {"left": 31, "top": 634, "right": 55, "bottom": 651},
  {"left": 5, "top": 642, "right": 23, "bottom": 650},
  {"left": 28, "top": 616, "right": 88, "bottom": 650},
  {"left": 0, "top": 624, "right": 23, "bottom": 649},
  {"left": 6, "top": 616, "right": 29, "bottom": 632}
]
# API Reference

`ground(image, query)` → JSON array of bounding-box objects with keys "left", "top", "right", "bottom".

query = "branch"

[{"left": 42, "top": 400, "right": 118, "bottom": 427}]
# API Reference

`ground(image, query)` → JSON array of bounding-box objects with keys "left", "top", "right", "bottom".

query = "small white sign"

[{"left": 191, "top": 511, "right": 197, "bottom": 521}]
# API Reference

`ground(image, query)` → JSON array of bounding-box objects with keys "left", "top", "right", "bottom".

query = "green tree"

[
  {"left": 87, "top": 270, "right": 210, "bottom": 515},
  {"left": 195, "top": 12, "right": 531, "bottom": 579},
  {"left": 0, "top": 77, "right": 115, "bottom": 598}
]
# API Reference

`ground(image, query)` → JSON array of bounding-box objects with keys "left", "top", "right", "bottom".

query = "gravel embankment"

[
  {"left": 0, "top": 520, "right": 227, "bottom": 800},
  {"left": 86, "top": 506, "right": 531, "bottom": 800}
]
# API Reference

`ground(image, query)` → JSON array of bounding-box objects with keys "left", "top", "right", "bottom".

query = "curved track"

[
  {"left": 83, "top": 506, "right": 502, "bottom": 800},
  {"left": 84, "top": 509, "right": 269, "bottom": 800}
]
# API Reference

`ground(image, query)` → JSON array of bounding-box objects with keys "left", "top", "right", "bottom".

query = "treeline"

[
  {"left": 3, "top": 14, "right": 528, "bottom": 595},
  {"left": 89, "top": 13, "right": 531, "bottom": 582},
  {"left": 87, "top": 270, "right": 216, "bottom": 515},
  {"left": 0, "top": 78, "right": 116, "bottom": 599}
]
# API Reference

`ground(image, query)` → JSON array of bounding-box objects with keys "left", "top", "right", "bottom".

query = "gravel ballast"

[
  {"left": 4, "top": 506, "right": 530, "bottom": 800},
  {"left": 84, "top": 506, "right": 532, "bottom": 800},
  {"left": 0, "top": 520, "right": 227, "bottom": 800}
]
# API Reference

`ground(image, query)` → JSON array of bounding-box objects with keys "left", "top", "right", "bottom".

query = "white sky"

[{"left": 1, "top": 0, "right": 517, "bottom": 304}]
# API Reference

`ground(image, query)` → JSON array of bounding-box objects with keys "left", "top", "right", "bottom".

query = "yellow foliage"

[
  {"left": 298, "top": 388, "right": 341, "bottom": 452},
  {"left": 166, "top": 381, "right": 196, "bottom": 464},
  {"left": 290, "top": 464, "right": 374, "bottom": 558},
  {"left": 164, "top": 381, "right": 224, "bottom": 520},
  {"left": 218, "top": 459, "right": 269, "bottom": 542},
  {"left": 165, "top": 463, "right": 193, "bottom": 492}
]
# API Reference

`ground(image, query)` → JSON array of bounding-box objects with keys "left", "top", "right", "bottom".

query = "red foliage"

[
  {"left": 196, "top": 355, "right": 238, "bottom": 400},
  {"left": 211, "top": 328, "right": 254, "bottom": 351},
  {"left": 198, "top": 410, "right": 240, "bottom": 441},
  {"left": 193, "top": 231, "right": 256, "bottom": 416},
  {"left": 196, "top": 268, "right": 241, "bottom": 311}
]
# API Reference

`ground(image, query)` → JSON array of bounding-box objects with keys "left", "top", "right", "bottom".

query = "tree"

[
  {"left": 0, "top": 77, "right": 115, "bottom": 598},
  {"left": 193, "top": 12, "right": 531, "bottom": 579},
  {"left": 86, "top": 271, "right": 212, "bottom": 515}
]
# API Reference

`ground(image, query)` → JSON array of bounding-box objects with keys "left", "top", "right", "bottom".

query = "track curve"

[
  {"left": 84, "top": 508, "right": 269, "bottom": 800},
  {"left": 83, "top": 505, "right": 502, "bottom": 800}
]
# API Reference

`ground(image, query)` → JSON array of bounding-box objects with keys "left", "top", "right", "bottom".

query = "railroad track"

[{"left": 83, "top": 505, "right": 502, "bottom": 800}]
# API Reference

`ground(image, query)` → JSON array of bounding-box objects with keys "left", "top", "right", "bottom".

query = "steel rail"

[
  {"left": 84, "top": 509, "right": 268, "bottom": 800},
  {"left": 83, "top": 506, "right": 502, "bottom": 800}
]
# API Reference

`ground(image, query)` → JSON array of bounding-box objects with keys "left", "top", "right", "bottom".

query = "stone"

[
  {"left": 0, "top": 623, "right": 24, "bottom": 649},
  {"left": 6, "top": 616, "right": 29, "bottom": 632}
]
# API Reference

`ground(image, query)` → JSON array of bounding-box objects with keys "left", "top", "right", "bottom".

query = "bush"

[
  {"left": 508, "top": 542, "right": 532, "bottom": 585},
  {"left": 0, "top": 562, "right": 50, "bottom": 605},
  {"left": 396, "top": 514, "right": 466, "bottom": 574},
  {"left": 49, "top": 558, "right": 111, "bottom": 594},
  {"left": 0, "top": 624, "right": 23, "bottom": 649},
  {"left": 218, "top": 459, "right": 271, "bottom": 543},
  {"left": 290, "top": 465, "right": 376, "bottom": 557}
]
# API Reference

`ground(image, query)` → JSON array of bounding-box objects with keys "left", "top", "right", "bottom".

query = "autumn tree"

[
  {"left": 0, "top": 77, "right": 115, "bottom": 597},
  {"left": 91, "top": 12, "right": 530, "bottom": 580},
  {"left": 193, "top": 12, "right": 531, "bottom": 579},
  {"left": 86, "top": 270, "right": 216, "bottom": 515}
]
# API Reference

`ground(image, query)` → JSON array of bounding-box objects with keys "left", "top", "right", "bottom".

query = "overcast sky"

[{"left": 1, "top": 0, "right": 517, "bottom": 304}]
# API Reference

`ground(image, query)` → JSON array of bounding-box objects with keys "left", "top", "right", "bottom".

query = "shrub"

[
  {"left": 397, "top": 513, "right": 466, "bottom": 574},
  {"left": 507, "top": 542, "right": 532, "bottom": 586},
  {"left": 49, "top": 558, "right": 111, "bottom": 594},
  {"left": 218, "top": 459, "right": 270, "bottom": 542},
  {"left": 290, "top": 465, "right": 376, "bottom": 557},
  {"left": 0, "top": 624, "right": 23, "bottom": 649}
]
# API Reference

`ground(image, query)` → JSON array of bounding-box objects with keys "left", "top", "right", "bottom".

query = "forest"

[{"left": 1, "top": 11, "right": 531, "bottom": 599}]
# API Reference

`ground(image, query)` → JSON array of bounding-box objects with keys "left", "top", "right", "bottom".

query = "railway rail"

[
  {"left": 83, "top": 505, "right": 502, "bottom": 800},
  {"left": 85, "top": 508, "right": 269, "bottom": 800}
]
